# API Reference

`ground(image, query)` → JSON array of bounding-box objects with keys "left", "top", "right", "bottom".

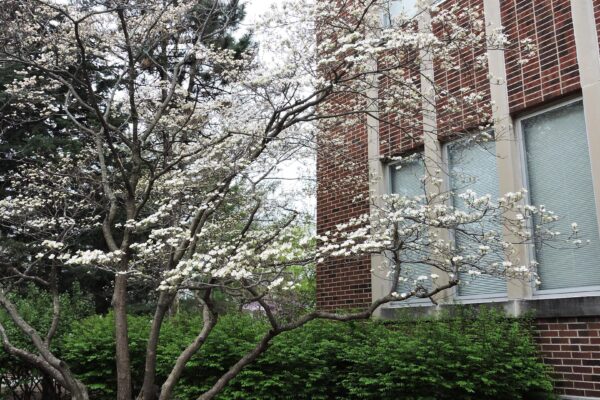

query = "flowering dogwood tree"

[{"left": 0, "top": 0, "right": 580, "bottom": 399}]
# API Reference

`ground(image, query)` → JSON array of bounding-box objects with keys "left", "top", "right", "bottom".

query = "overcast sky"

[{"left": 241, "top": 0, "right": 317, "bottom": 218}]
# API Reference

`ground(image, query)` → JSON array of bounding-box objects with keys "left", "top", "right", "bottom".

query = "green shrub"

[
  {"left": 0, "top": 284, "right": 94, "bottom": 397},
  {"left": 220, "top": 308, "right": 554, "bottom": 400},
  {"left": 61, "top": 312, "right": 151, "bottom": 398},
  {"left": 61, "top": 312, "right": 264, "bottom": 399},
  {"left": 156, "top": 311, "right": 266, "bottom": 398},
  {"left": 0, "top": 283, "right": 94, "bottom": 355},
  {"left": 62, "top": 308, "right": 554, "bottom": 400},
  {"left": 335, "top": 308, "right": 554, "bottom": 400}
]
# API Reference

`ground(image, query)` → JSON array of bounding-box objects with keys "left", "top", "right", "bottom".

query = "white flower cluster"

[{"left": 66, "top": 250, "right": 124, "bottom": 267}]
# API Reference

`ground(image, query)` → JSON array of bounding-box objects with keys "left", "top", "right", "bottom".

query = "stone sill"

[
  {"left": 562, "top": 396, "right": 600, "bottom": 400},
  {"left": 378, "top": 296, "right": 600, "bottom": 320}
]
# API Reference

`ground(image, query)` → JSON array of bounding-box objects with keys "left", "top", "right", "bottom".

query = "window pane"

[
  {"left": 448, "top": 140, "right": 507, "bottom": 297},
  {"left": 382, "top": 0, "right": 418, "bottom": 27},
  {"left": 390, "top": 157, "right": 431, "bottom": 295},
  {"left": 522, "top": 101, "right": 600, "bottom": 291},
  {"left": 391, "top": 157, "right": 424, "bottom": 195}
]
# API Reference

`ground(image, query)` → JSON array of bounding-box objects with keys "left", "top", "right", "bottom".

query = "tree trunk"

[
  {"left": 69, "top": 380, "right": 90, "bottom": 400},
  {"left": 138, "top": 292, "right": 175, "bottom": 400},
  {"left": 114, "top": 272, "right": 132, "bottom": 400},
  {"left": 159, "top": 303, "right": 217, "bottom": 400},
  {"left": 0, "top": 292, "right": 91, "bottom": 400},
  {"left": 197, "top": 331, "right": 275, "bottom": 400}
]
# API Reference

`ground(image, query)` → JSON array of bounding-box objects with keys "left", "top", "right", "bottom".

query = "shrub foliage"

[
  {"left": 57, "top": 307, "right": 554, "bottom": 399},
  {"left": 0, "top": 284, "right": 94, "bottom": 398}
]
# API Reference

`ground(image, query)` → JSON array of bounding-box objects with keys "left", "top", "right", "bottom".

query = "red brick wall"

[
  {"left": 434, "top": 0, "right": 492, "bottom": 137},
  {"left": 316, "top": 90, "right": 371, "bottom": 310},
  {"left": 316, "top": 256, "right": 372, "bottom": 309},
  {"left": 501, "top": 0, "right": 580, "bottom": 114},
  {"left": 317, "top": 0, "right": 585, "bottom": 311},
  {"left": 536, "top": 317, "right": 600, "bottom": 398},
  {"left": 378, "top": 56, "right": 423, "bottom": 158},
  {"left": 378, "top": 0, "right": 493, "bottom": 159}
]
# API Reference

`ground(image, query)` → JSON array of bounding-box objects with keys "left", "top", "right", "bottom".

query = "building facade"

[{"left": 316, "top": 0, "right": 600, "bottom": 398}]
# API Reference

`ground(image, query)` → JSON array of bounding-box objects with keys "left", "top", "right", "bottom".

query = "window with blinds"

[
  {"left": 390, "top": 156, "right": 432, "bottom": 296},
  {"left": 447, "top": 139, "right": 507, "bottom": 297},
  {"left": 521, "top": 100, "right": 600, "bottom": 291}
]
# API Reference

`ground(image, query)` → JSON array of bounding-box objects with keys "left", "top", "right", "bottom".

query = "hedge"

[{"left": 59, "top": 307, "right": 554, "bottom": 399}]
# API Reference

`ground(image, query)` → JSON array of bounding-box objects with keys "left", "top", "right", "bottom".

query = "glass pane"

[
  {"left": 382, "top": 0, "right": 418, "bottom": 27},
  {"left": 390, "top": 157, "right": 432, "bottom": 295},
  {"left": 391, "top": 157, "right": 424, "bottom": 196},
  {"left": 522, "top": 101, "right": 600, "bottom": 290},
  {"left": 448, "top": 139, "right": 507, "bottom": 297}
]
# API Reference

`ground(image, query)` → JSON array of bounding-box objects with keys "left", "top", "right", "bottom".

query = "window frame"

[
  {"left": 442, "top": 136, "right": 509, "bottom": 303},
  {"left": 515, "top": 96, "right": 600, "bottom": 299}
]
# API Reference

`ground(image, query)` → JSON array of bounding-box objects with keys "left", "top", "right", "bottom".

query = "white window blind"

[
  {"left": 448, "top": 139, "right": 507, "bottom": 297},
  {"left": 521, "top": 100, "right": 600, "bottom": 291},
  {"left": 391, "top": 157, "right": 424, "bottom": 196},
  {"left": 390, "top": 157, "right": 432, "bottom": 295}
]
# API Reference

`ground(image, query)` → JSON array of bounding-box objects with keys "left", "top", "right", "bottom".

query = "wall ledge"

[{"left": 378, "top": 296, "right": 600, "bottom": 320}]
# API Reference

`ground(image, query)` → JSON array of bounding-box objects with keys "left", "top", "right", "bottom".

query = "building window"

[
  {"left": 447, "top": 139, "right": 507, "bottom": 298},
  {"left": 390, "top": 155, "right": 424, "bottom": 195},
  {"left": 389, "top": 155, "right": 432, "bottom": 297},
  {"left": 382, "top": 0, "right": 418, "bottom": 27},
  {"left": 520, "top": 100, "right": 600, "bottom": 292}
]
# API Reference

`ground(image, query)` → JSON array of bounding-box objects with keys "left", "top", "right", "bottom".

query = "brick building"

[{"left": 316, "top": 0, "right": 600, "bottom": 398}]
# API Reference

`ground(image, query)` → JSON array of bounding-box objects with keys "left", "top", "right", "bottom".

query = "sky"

[{"left": 242, "top": 0, "right": 317, "bottom": 219}]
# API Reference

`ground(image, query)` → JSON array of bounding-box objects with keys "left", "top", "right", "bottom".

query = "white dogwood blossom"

[
  {"left": 314, "top": 184, "right": 581, "bottom": 300},
  {"left": 0, "top": 1, "right": 582, "bottom": 399}
]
